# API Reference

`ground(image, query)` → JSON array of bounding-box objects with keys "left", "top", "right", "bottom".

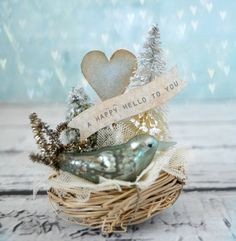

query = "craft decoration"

[
  {"left": 81, "top": 49, "right": 137, "bottom": 100},
  {"left": 29, "top": 24, "right": 187, "bottom": 234},
  {"left": 59, "top": 134, "right": 175, "bottom": 183},
  {"left": 65, "top": 87, "right": 97, "bottom": 150},
  {"left": 68, "top": 67, "right": 185, "bottom": 139},
  {"left": 127, "top": 25, "right": 169, "bottom": 141}
]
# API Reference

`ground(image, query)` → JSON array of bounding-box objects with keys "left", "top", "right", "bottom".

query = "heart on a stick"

[{"left": 81, "top": 49, "right": 137, "bottom": 100}]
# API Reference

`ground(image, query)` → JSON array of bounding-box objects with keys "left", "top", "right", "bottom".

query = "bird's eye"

[{"left": 147, "top": 143, "right": 153, "bottom": 148}]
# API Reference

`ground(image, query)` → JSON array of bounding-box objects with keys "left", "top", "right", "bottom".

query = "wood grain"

[
  {"left": 1, "top": 148, "right": 236, "bottom": 193},
  {"left": 1, "top": 192, "right": 236, "bottom": 241},
  {"left": 0, "top": 103, "right": 235, "bottom": 240},
  {"left": 0, "top": 103, "right": 235, "bottom": 192}
]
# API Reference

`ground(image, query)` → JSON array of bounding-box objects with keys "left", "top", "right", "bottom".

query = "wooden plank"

[
  {"left": 0, "top": 148, "right": 235, "bottom": 192},
  {"left": 0, "top": 104, "right": 235, "bottom": 240},
  {"left": 0, "top": 192, "right": 235, "bottom": 241},
  {"left": 0, "top": 102, "right": 236, "bottom": 126},
  {"left": 0, "top": 103, "right": 235, "bottom": 191},
  {"left": 0, "top": 113, "right": 235, "bottom": 152},
  {"left": 187, "top": 148, "right": 236, "bottom": 189},
  {"left": 170, "top": 122, "right": 236, "bottom": 148},
  {"left": 0, "top": 102, "right": 235, "bottom": 151},
  {"left": 168, "top": 101, "right": 236, "bottom": 122},
  {"left": 0, "top": 104, "right": 66, "bottom": 126}
]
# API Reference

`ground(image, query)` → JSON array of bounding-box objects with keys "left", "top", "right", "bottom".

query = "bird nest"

[
  {"left": 47, "top": 171, "right": 184, "bottom": 233},
  {"left": 29, "top": 112, "right": 187, "bottom": 234}
]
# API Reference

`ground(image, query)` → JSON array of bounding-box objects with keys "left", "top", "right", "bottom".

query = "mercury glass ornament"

[{"left": 58, "top": 134, "right": 176, "bottom": 183}]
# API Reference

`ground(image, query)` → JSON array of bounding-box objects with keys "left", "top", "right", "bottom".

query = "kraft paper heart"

[{"left": 81, "top": 49, "right": 137, "bottom": 100}]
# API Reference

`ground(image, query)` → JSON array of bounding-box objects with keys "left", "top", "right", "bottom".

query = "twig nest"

[
  {"left": 48, "top": 172, "right": 184, "bottom": 233},
  {"left": 47, "top": 147, "right": 187, "bottom": 233}
]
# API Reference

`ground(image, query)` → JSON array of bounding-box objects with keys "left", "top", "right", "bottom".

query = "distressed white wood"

[
  {"left": 0, "top": 192, "right": 236, "bottom": 241},
  {"left": 0, "top": 102, "right": 235, "bottom": 125},
  {"left": 0, "top": 103, "right": 236, "bottom": 192},
  {"left": 0, "top": 103, "right": 236, "bottom": 240},
  {"left": 0, "top": 103, "right": 235, "bottom": 152},
  {"left": 0, "top": 121, "right": 235, "bottom": 152},
  {"left": 0, "top": 148, "right": 236, "bottom": 192}
]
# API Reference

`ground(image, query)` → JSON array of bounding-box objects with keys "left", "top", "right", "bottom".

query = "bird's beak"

[{"left": 158, "top": 141, "right": 176, "bottom": 151}]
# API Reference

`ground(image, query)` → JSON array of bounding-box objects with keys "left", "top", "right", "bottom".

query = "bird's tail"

[{"left": 158, "top": 141, "right": 176, "bottom": 151}]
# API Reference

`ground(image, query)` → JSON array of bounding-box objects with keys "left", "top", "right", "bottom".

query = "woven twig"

[{"left": 48, "top": 171, "right": 184, "bottom": 233}]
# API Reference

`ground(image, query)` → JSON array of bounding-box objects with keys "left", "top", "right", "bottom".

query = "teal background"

[{"left": 0, "top": 0, "right": 235, "bottom": 103}]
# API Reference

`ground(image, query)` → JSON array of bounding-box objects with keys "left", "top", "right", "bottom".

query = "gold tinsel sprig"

[{"left": 29, "top": 112, "right": 91, "bottom": 169}]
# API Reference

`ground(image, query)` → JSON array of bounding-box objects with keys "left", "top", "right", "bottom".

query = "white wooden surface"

[{"left": 0, "top": 102, "right": 236, "bottom": 241}]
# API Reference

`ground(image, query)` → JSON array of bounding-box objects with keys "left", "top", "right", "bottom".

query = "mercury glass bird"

[{"left": 58, "top": 134, "right": 176, "bottom": 183}]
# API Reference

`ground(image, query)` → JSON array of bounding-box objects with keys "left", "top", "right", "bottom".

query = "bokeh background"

[
  {"left": 0, "top": 0, "right": 235, "bottom": 103},
  {"left": 0, "top": 2, "right": 236, "bottom": 240}
]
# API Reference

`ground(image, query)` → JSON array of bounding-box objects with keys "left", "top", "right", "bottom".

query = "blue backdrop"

[{"left": 0, "top": 0, "right": 235, "bottom": 103}]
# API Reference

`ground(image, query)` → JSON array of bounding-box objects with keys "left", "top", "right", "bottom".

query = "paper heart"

[{"left": 81, "top": 49, "right": 137, "bottom": 100}]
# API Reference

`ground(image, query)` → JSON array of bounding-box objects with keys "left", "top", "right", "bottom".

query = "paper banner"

[{"left": 69, "top": 67, "right": 187, "bottom": 140}]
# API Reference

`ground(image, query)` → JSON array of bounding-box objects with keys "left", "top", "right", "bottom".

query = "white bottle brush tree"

[
  {"left": 128, "top": 24, "right": 170, "bottom": 141},
  {"left": 65, "top": 87, "right": 97, "bottom": 150}
]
